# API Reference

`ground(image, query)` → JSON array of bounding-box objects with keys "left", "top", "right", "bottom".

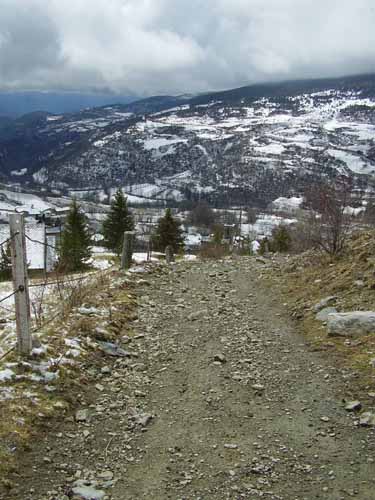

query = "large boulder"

[{"left": 327, "top": 312, "right": 375, "bottom": 337}]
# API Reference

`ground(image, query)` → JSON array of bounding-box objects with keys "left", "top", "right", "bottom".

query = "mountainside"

[{"left": 1, "top": 74, "right": 375, "bottom": 207}]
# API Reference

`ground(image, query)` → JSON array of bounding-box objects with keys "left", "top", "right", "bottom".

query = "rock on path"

[{"left": 5, "top": 259, "right": 375, "bottom": 500}]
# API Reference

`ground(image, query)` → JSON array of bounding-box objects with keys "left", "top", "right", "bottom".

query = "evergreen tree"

[
  {"left": 152, "top": 208, "right": 184, "bottom": 253},
  {"left": 102, "top": 189, "right": 134, "bottom": 255},
  {"left": 58, "top": 200, "right": 92, "bottom": 272},
  {"left": 271, "top": 225, "right": 292, "bottom": 252},
  {"left": 0, "top": 243, "right": 12, "bottom": 281}
]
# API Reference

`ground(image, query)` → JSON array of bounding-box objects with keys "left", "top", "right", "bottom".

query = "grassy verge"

[
  {"left": 261, "top": 230, "right": 375, "bottom": 393},
  {"left": 0, "top": 268, "right": 138, "bottom": 492}
]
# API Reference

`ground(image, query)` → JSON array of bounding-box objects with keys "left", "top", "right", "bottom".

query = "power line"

[
  {"left": 0, "top": 289, "right": 19, "bottom": 305},
  {"left": 28, "top": 268, "right": 110, "bottom": 289},
  {"left": 0, "top": 232, "right": 19, "bottom": 251},
  {"left": 24, "top": 234, "right": 58, "bottom": 251},
  {"left": 0, "top": 345, "right": 15, "bottom": 362},
  {"left": 31, "top": 310, "right": 62, "bottom": 333},
  {"left": 0, "top": 302, "right": 15, "bottom": 314}
]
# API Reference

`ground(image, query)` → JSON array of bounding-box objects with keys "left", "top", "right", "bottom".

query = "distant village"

[{"left": 0, "top": 184, "right": 306, "bottom": 272}]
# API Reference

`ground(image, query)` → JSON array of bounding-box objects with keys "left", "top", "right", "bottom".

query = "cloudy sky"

[{"left": 0, "top": 0, "right": 374, "bottom": 96}]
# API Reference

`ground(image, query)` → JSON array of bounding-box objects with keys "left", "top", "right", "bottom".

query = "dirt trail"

[{"left": 5, "top": 258, "right": 375, "bottom": 500}]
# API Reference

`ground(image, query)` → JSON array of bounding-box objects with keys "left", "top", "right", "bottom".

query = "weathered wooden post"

[
  {"left": 121, "top": 231, "right": 135, "bottom": 270},
  {"left": 43, "top": 223, "right": 48, "bottom": 278},
  {"left": 165, "top": 245, "right": 174, "bottom": 264},
  {"left": 264, "top": 239, "right": 270, "bottom": 256},
  {"left": 147, "top": 239, "right": 152, "bottom": 262},
  {"left": 9, "top": 214, "right": 32, "bottom": 356}
]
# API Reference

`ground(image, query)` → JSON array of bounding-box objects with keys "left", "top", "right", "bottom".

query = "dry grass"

[
  {"left": 0, "top": 269, "right": 138, "bottom": 489},
  {"left": 262, "top": 229, "right": 375, "bottom": 391}
]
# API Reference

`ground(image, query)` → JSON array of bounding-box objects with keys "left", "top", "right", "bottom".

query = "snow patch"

[
  {"left": 0, "top": 369, "right": 15, "bottom": 382},
  {"left": 11, "top": 168, "right": 27, "bottom": 177},
  {"left": 142, "top": 137, "right": 188, "bottom": 151}
]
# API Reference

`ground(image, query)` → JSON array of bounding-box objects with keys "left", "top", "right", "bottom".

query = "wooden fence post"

[
  {"left": 43, "top": 223, "right": 48, "bottom": 278},
  {"left": 9, "top": 214, "right": 32, "bottom": 356},
  {"left": 121, "top": 231, "right": 135, "bottom": 270},
  {"left": 147, "top": 239, "right": 152, "bottom": 262}
]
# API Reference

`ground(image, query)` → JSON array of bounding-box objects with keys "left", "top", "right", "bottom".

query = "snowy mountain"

[{"left": 1, "top": 74, "right": 375, "bottom": 207}]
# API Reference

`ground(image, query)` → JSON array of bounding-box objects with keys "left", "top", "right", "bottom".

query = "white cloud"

[{"left": 0, "top": 0, "right": 374, "bottom": 94}]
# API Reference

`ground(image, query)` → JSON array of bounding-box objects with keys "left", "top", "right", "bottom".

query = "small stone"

[
  {"left": 136, "top": 413, "right": 153, "bottom": 427},
  {"left": 75, "top": 409, "right": 89, "bottom": 422},
  {"left": 252, "top": 384, "right": 265, "bottom": 391},
  {"left": 313, "top": 296, "right": 337, "bottom": 313},
  {"left": 72, "top": 485, "right": 106, "bottom": 500},
  {"left": 359, "top": 412, "right": 375, "bottom": 427},
  {"left": 97, "top": 471, "right": 114, "bottom": 481},
  {"left": 321, "top": 416, "right": 330, "bottom": 422},
  {"left": 345, "top": 401, "right": 362, "bottom": 412},
  {"left": 134, "top": 390, "right": 146, "bottom": 397},
  {"left": 214, "top": 354, "right": 227, "bottom": 363},
  {"left": 188, "top": 310, "right": 207, "bottom": 321},
  {"left": 354, "top": 280, "right": 365, "bottom": 288}
]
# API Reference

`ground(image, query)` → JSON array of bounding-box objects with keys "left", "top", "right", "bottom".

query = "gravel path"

[{"left": 6, "top": 258, "right": 375, "bottom": 500}]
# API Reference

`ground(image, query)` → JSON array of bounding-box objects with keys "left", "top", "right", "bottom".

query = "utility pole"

[
  {"left": 121, "top": 231, "right": 135, "bottom": 270},
  {"left": 9, "top": 214, "right": 32, "bottom": 356},
  {"left": 43, "top": 223, "right": 47, "bottom": 278},
  {"left": 239, "top": 206, "right": 243, "bottom": 237}
]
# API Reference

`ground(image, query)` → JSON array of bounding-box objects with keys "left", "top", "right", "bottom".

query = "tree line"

[{"left": 58, "top": 189, "right": 184, "bottom": 272}]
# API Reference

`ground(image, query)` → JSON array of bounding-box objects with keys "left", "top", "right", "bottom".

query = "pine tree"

[
  {"left": 58, "top": 200, "right": 92, "bottom": 272},
  {"left": 102, "top": 189, "right": 134, "bottom": 255},
  {"left": 152, "top": 208, "right": 184, "bottom": 253}
]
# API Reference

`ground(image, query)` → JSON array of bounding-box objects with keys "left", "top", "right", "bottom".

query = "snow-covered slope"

[{"left": 1, "top": 75, "right": 375, "bottom": 206}]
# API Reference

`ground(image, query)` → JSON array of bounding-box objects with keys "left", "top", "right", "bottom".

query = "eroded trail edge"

[{"left": 6, "top": 259, "right": 375, "bottom": 500}]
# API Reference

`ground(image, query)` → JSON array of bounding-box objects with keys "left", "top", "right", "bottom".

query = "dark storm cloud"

[
  {"left": 0, "top": 0, "right": 65, "bottom": 87},
  {"left": 0, "top": 0, "right": 374, "bottom": 94}
]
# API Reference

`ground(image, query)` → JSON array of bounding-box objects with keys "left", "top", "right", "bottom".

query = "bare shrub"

[
  {"left": 188, "top": 202, "right": 217, "bottom": 228},
  {"left": 363, "top": 198, "right": 375, "bottom": 225},
  {"left": 304, "top": 180, "right": 355, "bottom": 256},
  {"left": 30, "top": 284, "right": 48, "bottom": 328},
  {"left": 289, "top": 220, "right": 318, "bottom": 254},
  {"left": 212, "top": 223, "right": 225, "bottom": 244},
  {"left": 52, "top": 270, "right": 108, "bottom": 320},
  {"left": 199, "top": 242, "right": 230, "bottom": 260}
]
